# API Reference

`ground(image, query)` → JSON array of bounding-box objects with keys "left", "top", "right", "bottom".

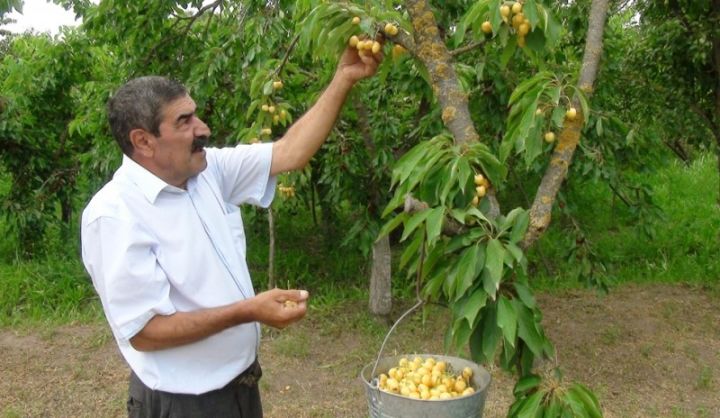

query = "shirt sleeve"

[
  {"left": 205, "top": 142, "right": 277, "bottom": 207},
  {"left": 81, "top": 216, "right": 176, "bottom": 346}
]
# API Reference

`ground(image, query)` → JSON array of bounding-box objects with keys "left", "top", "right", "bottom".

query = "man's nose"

[{"left": 194, "top": 117, "right": 211, "bottom": 137}]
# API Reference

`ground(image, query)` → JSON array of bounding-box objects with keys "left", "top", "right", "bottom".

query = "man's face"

[{"left": 150, "top": 95, "right": 211, "bottom": 188}]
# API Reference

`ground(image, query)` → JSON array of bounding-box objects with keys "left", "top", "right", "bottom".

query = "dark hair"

[{"left": 107, "top": 76, "right": 188, "bottom": 156}]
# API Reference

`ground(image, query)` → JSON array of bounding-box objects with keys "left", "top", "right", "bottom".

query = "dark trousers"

[{"left": 127, "top": 360, "right": 263, "bottom": 418}]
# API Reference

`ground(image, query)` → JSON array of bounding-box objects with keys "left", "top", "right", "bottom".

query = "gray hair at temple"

[{"left": 107, "top": 76, "right": 188, "bottom": 157}]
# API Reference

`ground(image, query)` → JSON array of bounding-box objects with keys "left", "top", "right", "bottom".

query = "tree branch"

[
  {"left": 404, "top": 0, "right": 501, "bottom": 217},
  {"left": 405, "top": 0, "right": 479, "bottom": 147},
  {"left": 403, "top": 195, "right": 466, "bottom": 236},
  {"left": 137, "top": 0, "right": 224, "bottom": 72},
  {"left": 450, "top": 40, "right": 487, "bottom": 57},
  {"left": 521, "top": 0, "right": 610, "bottom": 249}
]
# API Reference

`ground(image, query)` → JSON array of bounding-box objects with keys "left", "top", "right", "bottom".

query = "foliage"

[
  {"left": 0, "top": 0, "right": 21, "bottom": 17},
  {"left": 0, "top": 30, "right": 107, "bottom": 256},
  {"left": 531, "top": 153, "right": 720, "bottom": 289},
  {"left": 592, "top": 0, "right": 718, "bottom": 167},
  {"left": 500, "top": 70, "right": 588, "bottom": 166},
  {"left": 379, "top": 134, "right": 555, "bottom": 376},
  {"left": 508, "top": 372, "right": 602, "bottom": 418}
]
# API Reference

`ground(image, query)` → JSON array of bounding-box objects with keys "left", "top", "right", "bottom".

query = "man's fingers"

[{"left": 276, "top": 288, "right": 309, "bottom": 302}]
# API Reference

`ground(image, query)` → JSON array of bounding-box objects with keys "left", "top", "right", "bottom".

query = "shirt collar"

[{"left": 117, "top": 155, "right": 185, "bottom": 204}]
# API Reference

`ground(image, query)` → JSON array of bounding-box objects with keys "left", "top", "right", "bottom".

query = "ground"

[{"left": 1, "top": 283, "right": 719, "bottom": 418}]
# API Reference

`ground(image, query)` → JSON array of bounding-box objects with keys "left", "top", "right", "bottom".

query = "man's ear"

[{"left": 129, "top": 129, "right": 155, "bottom": 158}]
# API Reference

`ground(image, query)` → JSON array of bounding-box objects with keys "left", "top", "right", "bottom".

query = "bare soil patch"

[{"left": 2, "top": 283, "right": 718, "bottom": 418}]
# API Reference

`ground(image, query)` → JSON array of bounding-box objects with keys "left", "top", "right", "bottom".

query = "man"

[{"left": 80, "top": 45, "right": 381, "bottom": 417}]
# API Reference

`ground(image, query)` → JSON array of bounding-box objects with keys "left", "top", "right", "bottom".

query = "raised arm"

[{"left": 270, "top": 46, "right": 382, "bottom": 175}]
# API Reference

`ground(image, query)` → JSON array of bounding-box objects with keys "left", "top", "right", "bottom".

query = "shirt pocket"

[{"left": 225, "top": 207, "right": 246, "bottom": 257}]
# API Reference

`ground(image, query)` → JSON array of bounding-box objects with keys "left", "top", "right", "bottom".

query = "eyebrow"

[{"left": 176, "top": 110, "right": 195, "bottom": 124}]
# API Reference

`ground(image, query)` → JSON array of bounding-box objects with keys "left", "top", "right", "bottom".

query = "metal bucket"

[{"left": 360, "top": 354, "right": 491, "bottom": 418}]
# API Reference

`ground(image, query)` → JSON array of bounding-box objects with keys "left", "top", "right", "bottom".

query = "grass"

[
  {"left": 1, "top": 154, "right": 719, "bottom": 326},
  {"left": 531, "top": 154, "right": 720, "bottom": 290},
  {"left": 696, "top": 365, "right": 713, "bottom": 390},
  {"left": 0, "top": 257, "right": 103, "bottom": 327}
]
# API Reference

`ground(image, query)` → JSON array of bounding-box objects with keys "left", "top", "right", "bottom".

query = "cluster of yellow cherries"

[
  {"left": 541, "top": 106, "right": 578, "bottom": 143},
  {"left": 250, "top": 81, "right": 286, "bottom": 144},
  {"left": 480, "top": 1, "right": 531, "bottom": 47},
  {"left": 348, "top": 17, "right": 407, "bottom": 60},
  {"left": 377, "top": 356, "right": 476, "bottom": 400},
  {"left": 278, "top": 184, "right": 296, "bottom": 198},
  {"left": 471, "top": 173, "right": 491, "bottom": 206}
]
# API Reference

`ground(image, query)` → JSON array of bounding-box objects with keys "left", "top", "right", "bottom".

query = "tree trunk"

[
  {"left": 267, "top": 207, "right": 276, "bottom": 289},
  {"left": 354, "top": 100, "right": 393, "bottom": 315},
  {"left": 662, "top": 139, "right": 690, "bottom": 163},
  {"left": 521, "top": 0, "right": 610, "bottom": 249},
  {"left": 369, "top": 234, "right": 392, "bottom": 316}
]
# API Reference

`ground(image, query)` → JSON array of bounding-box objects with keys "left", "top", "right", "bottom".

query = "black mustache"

[{"left": 191, "top": 136, "right": 209, "bottom": 151}]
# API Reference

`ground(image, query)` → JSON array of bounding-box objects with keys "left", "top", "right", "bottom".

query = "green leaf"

[
  {"left": 517, "top": 391, "right": 543, "bottom": 418},
  {"left": 509, "top": 71, "right": 551, "bottom": 106},
  {"left": 485, "top": 238, "right": 505, "bottom": 295},
  {"left": 551, "top": 105, "right": 566, "bottom": 129},
  {"left": 463, "top": 289, "right": 488, "bottom": 326},
  {"left": 446, "top": 227, "right": 485, "bottom": 253},
  {"left": 515, "top": 301, "right": 547, "bottom": 357},
  {"left": 506, "top": 242, "right": 526, "bottom": 270},
  {"left": 456, "top": 156, "right": 472, "bottom": 195},
  {"left": 500, "top": 130, "right": 516, "bottom": 163},
  {"left": 451, "top": 316, "right": 474, "bottom": 352},
  {"left": 495, "top": 208, "right": 525, "bottom": 235},
  {"left": 481, "top": 305, "right": 500, "bottom": 362},
  {"left": 262, "top": 80, "right": 274, "bottom": 96},
  {"left": 454, "top": 244, "right": 481, "bottom": 300},
  {"left": 524, "top": 130, "right": 542, "bottom": 167},
  {"left": 467, "top": 207, "right": 493, "bottom": 227},
  {"left": 440, "top": 159, "right": 459, "bottom": 205},
  {"left": 449, "top": 207, "right": 469, "bottom": 225},
  {"left": 400, "top": 230, "right": 424, "bottom": 270},
  {"left": 424, "top": 265, "right": 448, "bottom": 300},
  {"left": 513, "top": 281, "right": 537, "bottom": 309},
  {"left": 543, "top": 397, "right": 562, "bottom": 418},
  {"left": 473, "top": 147, "right": 507, "bottom": 186},
  {"left": 420, "top": 242, "right": 445, "bottom": 282},
  {"left": 497, "top": 295, "right": 518, "bottom": 347},
  {"left": 526, "top": 28, "right": 547, "bottom": 53},
  {"left": 524, "top": 0, "right": 539, "bottom": 27},
  {"left": 547, "top": 85, "right": 561, "bottom": 106},
  {"left": 393, "top": 141, "right": 430, "bottom": 187},
  {"left": 569, "top": 384, "right": 602, "bottom": 418},
  {"left": 500, "top": 39, "right": 518, "bottom": 68},
  {"left": 377, "top": 212, "right": 408, "bottom": 239},
  {"left": 564, "top": 390, "right": 592, "bottom": 418},
  {"left": 425, "top": 206, "right": 445, "bottom": 246},
  {"left": 510, "top": 210, "right": 530, "bottom": 243},
  {"left": 513, "top": 374, "right": 541, "bottom": 396},
  {"left": 401, "top": 209, "right": 431, "bottom": 242}
]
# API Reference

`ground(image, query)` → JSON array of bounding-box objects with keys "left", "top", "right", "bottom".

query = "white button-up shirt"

[{"left": 81, "top": 143, "right": 276, "bottom": 394}]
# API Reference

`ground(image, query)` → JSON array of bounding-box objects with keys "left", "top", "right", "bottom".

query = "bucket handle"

[
  {"left": 369, "top": 299, "right": 425, "bottom": 381},
  {"left": 370, "top": 230, "right": 428, "bottom": 381}
]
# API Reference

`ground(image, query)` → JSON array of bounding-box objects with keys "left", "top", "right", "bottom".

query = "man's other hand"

[{"left": 251, "top": 288, "right": 309, "bottom": 329}]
